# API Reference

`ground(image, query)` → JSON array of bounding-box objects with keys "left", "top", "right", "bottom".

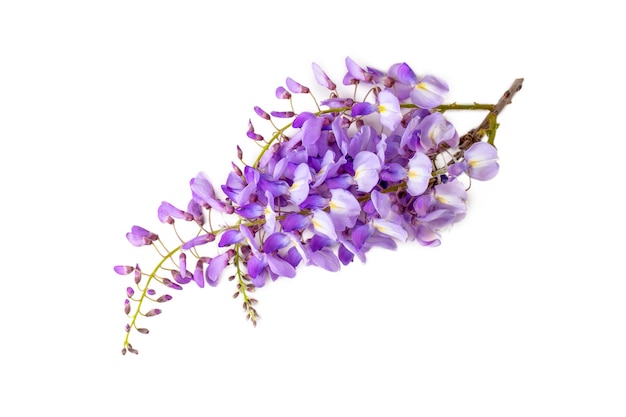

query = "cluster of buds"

[{"left": 115, "top": 57, "right": 522, "bottom": 355}]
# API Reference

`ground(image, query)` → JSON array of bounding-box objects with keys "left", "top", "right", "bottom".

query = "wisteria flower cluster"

[{"left": 115, "top": 57, "right": 523, "bottom": 355}]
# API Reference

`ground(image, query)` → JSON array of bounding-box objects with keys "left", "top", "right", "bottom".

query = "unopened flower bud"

[
  {"left": 275, "top": 86, "right": 291, "bottom": 99},
  {"left": 145, "top": 309, "right": 162, "bottom": 317},
  {"left": 286, "top": 77, "right": 310, "bottom": 94},
  {"left": 253, "top": 106, "right": 271, "bottom": 120},
  {"left": 270, "top": 111, "right": 295, "bottom": 118},
  {"left": 114, "top": 265, "right": 134, "bottom": 275},
  {"left": 137, "top": 328, "right": 149, "bottom": 334},
  {"left": 134, "top": 265, "right": 142, "bottom": 284}
]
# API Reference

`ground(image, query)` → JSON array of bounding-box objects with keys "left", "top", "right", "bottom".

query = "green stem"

[
  {"left": 234, "top": 244, "right": 257, "bottom": 325},
  {"left": 124, "top": 243, "right": 183, "bottom": 348}
]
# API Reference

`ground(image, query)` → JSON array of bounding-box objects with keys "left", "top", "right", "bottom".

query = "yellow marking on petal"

[
  {"left": 329, "top": 200, "right": 339, "bottom": 210},
  {"left": 436, "top": 195, "right": 447, "bottom": 204},
  {"left": 416, "top": 82, "right": 427, "bottom": 90},
  {"left": 379, "top": 105, "right": 387, "bottom": 113},
  {"left": 374, "top": 223, "right": 388, "bottom": 233},
  {"left": 408, "top": 169, "right": 418, "bottom": 179}
]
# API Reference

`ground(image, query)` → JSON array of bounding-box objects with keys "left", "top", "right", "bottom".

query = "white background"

[{"left": 1, "top": 1, "right": 625, "bottom": 416}]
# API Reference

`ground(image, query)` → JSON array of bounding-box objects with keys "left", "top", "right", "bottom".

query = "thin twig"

[{"left": 458, "top": 78, "right": 524, "bottom": 150}]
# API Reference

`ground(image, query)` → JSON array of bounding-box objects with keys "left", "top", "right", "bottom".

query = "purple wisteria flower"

[{"left": 116, "top": 56, "right": 522, "bottom": 355}]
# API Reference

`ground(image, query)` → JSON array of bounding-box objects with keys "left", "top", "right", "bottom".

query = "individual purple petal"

[
  {"left": 307, "top": 247, "right": 340, "bottom": 272},
  {"left": 258, "top": 177, "right": 289, "bottom": 198},
  {"left": 377, "top": 90, "right": 402, "bottom": 131},
  {"left": 300, "top": 194, "right": 329, "bottom": 210},
  {"left": 182, "top": 233, "right": 215, "bottom": 250},
  {"left": 301, "top": 116, "right": 324, "bottom": 147},
  {"left": 325, "top": 174, "right": 354, "bottom": 190},
  {"left": 337, "top": 236, "right": 366, "bottom": 263},
  {"left": 285, "top": 246, "right": 303, "bottom": 268},
  {"left": 381, "top": 163, "right": 407, "bottom": 182},
  {"left": 309, "top": 233, "right": 334, "bottom": 252},
  {"left": 434, "top": 181, "right": 467, "bottom": 215},
  {"left": 282, "top": 213, "right": 311, "bottom": 232},
  {"left": 206, "top": 252, "right": 231, "bottom": 284},
  {"left": 415, "top": 225, "right": 441, "bottom": 247},
  {"left": 247, "top": 255, "right": 267, "bottom": 280},
  {"left": 463, "top": 142, "right": 499, "bottom": 180},
  {"left": 312, "top": 62, "right": 337, "bottom": 90},
  {"left": 394, "top": 62, "right": 418, "bottom": 85},
  {"left": 418, "top": 208, "right": 456, "bottom": 229},
  {"left": 363, "top": 235, "right": 397, "bottom": 251},
  {"left": 263, "top": 192, "right": 277, "bottom": 234},
  {"left": 239, "top": 224, "right": 259, "bottom": 254},
  {"left": 348, "top": 125, "right": 376, "bottom": 156},
  {"left": 338, "top": 243, "right": 354, "bottom": 265},
  {"left": 267, "top": 254, "right": 296, "bottom": 278},
  {"left": 289, "top": 163, "right": 311, "bottom": 205},
  {"left": 351, "top": 102, "right": 377, "bottom": 117},
  {"left": 311, "top": 209, "right": 337, "bottom": 240},
  {"left": 418, "top": 112, "right": 458, "bottom": 149},
  {"left": 251, "top": 271, "right": 270, "bottom": 288},
  {"left": 235, "top": 203, "right": 264, "bottom": 219},
  {"left": 370, "top": 190, "right": 391, "bottom": 218},
  {"left": 218, "top": 229, "right": 244, "bottom": 247},
  {"left": 353, "top": 151, "right": 381, "bottom": 192},
  {"left": 329, "top": 188, "right": 361, "bottom": 229},
  {"left": 285, "top": 77, "right": 310, "bottom": 94},
  {"left": 372, "top": 219, "right": 408, "bottom": 241},
  {"left": 448, "top": 161, "right": 468, "bottom": 177},
  {"left": 410, "top": 74, "right": 449, "bottom": 109},
  {"left": 292, "top": 111, "right": 316, "bottom": 128},
  {"left": 263, "top": 232, "right": 291, "bottom": 253},
  {"left": 406, "top": 152, "right": 432, "bottom": 196}
]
